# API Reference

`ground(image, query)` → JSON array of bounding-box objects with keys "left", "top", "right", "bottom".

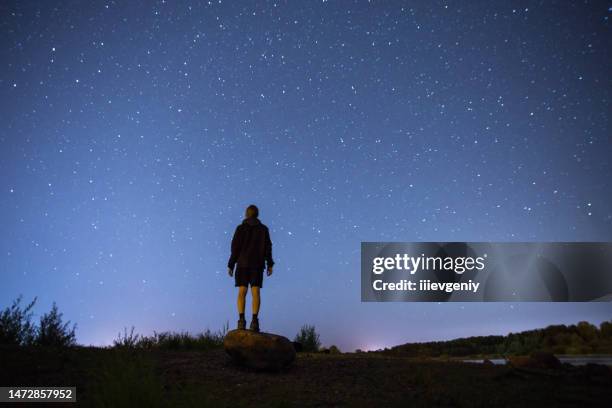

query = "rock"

[
  {"left": 482, "top": 359, "right": 495, "bottom": 367},
  {"left": 224, "top": 329, "right": 296, "bottom": 370},
  {"left": 292, "top": 341, "right": 303, "bottom": 352},
  {"left": 508, "top": 352, "right": 561, "bottom": 369},
  {"left": 529, "top": 351, "right": 561, "bottom": 369},
  {"left": 507, "top": 355, "right": 532, "bottom": 368}
]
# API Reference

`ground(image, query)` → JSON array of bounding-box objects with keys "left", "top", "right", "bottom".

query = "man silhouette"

[{"left": 227, "top": 204, "right": 274, "bottom": 332}]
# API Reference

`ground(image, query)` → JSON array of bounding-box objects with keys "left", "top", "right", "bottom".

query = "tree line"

[{"left": 387, "top": 321, "right": 612, "bottom": 357}]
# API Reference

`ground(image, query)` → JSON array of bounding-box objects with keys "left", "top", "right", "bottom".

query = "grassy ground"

[{"left": 0, "top": 346, "right": 610, "bottom": 407}]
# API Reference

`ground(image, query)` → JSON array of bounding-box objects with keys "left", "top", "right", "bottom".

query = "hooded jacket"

[{"left": 227, "top": 216, "right": 274, "bottom": 270}]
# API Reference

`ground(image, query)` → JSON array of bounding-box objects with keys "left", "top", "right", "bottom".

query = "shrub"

[
  {"left": 294, "top": 324, "right": 321, "bottom": 352},
  {"left": 328, "top": 345, "right": 341, "bottom": 354},
  {"left": 114, "top": 326, "right": 141, "bottom": 349},
  {"left": 36, "top": 302, "right": 77, "bottom": 347},
  {"left": 0, "top": 295, "right": 37, "bottom": 346}
]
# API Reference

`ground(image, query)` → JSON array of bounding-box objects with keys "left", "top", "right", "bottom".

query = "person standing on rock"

[{"left": 227, "top": 204, "right": 274, "bottom": 332}]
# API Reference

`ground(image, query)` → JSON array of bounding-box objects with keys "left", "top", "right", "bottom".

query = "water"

[{"left": 463, "top": 356, "right": 612, "bottom": 366}]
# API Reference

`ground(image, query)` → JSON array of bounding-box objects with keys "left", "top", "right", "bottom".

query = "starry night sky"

[{"left": 1, "top": 1, "right": 611, "bottom": 351}]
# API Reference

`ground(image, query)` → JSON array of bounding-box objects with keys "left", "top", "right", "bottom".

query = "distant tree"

[
  {"left": 36, "top": 302, "right": 77, "bottom": 347},
  {"left": 294, "top": 324, "right": 321, "bottom": 352},
  {"left": 576, "top": 321, "right": 598, "bottom": 343},
  {"left": 600, "top": 321, "right": 612, "bottom": 338},
  {"left": 562, "top": 332, "right": 586, "bottom": 354},
  {"left": 506, "top": 335, "right": 523, "bottom": 355},
  {"left": 0, "top": 295, "right": 37, "bottom": 346}
]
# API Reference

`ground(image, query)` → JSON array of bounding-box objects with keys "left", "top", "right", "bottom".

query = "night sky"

[{"left": 1, "top": 1, "right": 611, "bottom": 352}]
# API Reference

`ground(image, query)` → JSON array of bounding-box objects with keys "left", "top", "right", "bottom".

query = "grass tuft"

[{"left": 113, "top": 322, "right": 229, "bottom": 351}]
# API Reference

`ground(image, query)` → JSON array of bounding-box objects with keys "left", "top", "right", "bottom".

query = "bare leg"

[
  {"left": 237, "top": 286, "right": 247, "bottom": 315},
  {"left": 251, "top": 286, "right": 261, "bottom": 315}
]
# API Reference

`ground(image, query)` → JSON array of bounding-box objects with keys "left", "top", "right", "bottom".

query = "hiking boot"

[
  {"left": 237, "top": 318, "right": 246, "bottom": 330},
  {"left": 249, "top": 317, "right": 260, "bottom": 332}
]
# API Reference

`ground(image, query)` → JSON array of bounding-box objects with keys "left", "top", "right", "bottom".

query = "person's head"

[{"left": 245, "top": 204, "right": 259, "bottom": 219}]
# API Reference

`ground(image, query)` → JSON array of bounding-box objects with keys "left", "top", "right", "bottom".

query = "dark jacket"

[{"left": 227, "top": 217, "right": 274, "bottom": 270}]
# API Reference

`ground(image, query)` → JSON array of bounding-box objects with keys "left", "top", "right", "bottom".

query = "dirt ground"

[{"left": 0, "top": 346, "right": 610, "bottom": 407}]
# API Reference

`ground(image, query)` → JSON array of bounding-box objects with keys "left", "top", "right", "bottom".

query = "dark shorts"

[{"left": 235, "top": 267, "right": 264, "bottom": 288}]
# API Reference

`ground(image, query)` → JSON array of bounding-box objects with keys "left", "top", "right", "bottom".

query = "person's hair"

[{"left": 245, "top": 204, "right": 259, "bottom": 218}]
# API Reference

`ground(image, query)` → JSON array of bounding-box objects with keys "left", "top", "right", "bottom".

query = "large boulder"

[{"left": 223, "top": 329, "right": 296, "bottom": 370}]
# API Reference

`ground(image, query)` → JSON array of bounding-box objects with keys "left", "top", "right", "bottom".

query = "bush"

[
  {"left": 36, "top": 302, "right": 77, "bottom": 347},
  {"left": 1, "top": 297, "right": 77, "bottom": 347},
  {"left": 0, "top": 295, "right": 37, "bottom": 346},
  {"left": 294, "top": 324, "right": 321, "bottom": 352}
]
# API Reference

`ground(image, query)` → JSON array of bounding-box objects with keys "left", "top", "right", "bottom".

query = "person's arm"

[
  {"left": 227, "top": 226, "right": 241, "bottom": 271},
  {"left": 264, "top": 227, "right": 274, "bottom": 271}
]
